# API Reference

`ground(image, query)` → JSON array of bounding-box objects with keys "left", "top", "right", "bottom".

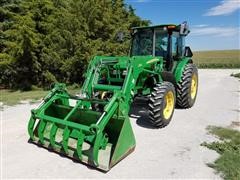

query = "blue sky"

[{"left": 126, "top": 0, "right": 240, "bottom": 51}]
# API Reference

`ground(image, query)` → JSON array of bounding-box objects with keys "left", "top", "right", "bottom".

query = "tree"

[{"left": 0, "top": 0, "right": 150, "bottom": 90}]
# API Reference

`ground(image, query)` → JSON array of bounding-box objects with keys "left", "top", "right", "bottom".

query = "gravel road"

[{"left": 1, "top": 69, "right": 240, "bottom": 179}]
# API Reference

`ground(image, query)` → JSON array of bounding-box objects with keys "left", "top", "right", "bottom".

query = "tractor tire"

[
  {"left": 148, "top": 82, "right": 176, "bottom": 128},
  {"left": 176, "top": 63, "right": 198, "bottom": 108}
]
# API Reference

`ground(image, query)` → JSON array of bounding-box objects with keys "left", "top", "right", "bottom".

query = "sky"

[{"left": 125, "top": 0, "right": 240, "bottom": 51}]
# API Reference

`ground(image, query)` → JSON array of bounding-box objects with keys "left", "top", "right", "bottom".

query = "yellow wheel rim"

[
  {"left": 163, "top": 91, "right": 174, "bottom": 120},
  {"left": 100, "top": 91, "right": 107, "bottom": 99},
  {"left": 191, "top": 74, "right": 197, "bottom": 99}
]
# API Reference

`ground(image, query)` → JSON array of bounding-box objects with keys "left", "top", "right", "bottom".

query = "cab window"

[
  {"left": 131, "top": 29, "right": 153, "bottom": 56},
  {"left": 155, "top": 31, "right": 168, "bottom": 58}
]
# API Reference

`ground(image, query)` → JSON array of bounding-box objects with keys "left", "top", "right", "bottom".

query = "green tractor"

[{"left": 28, "top": 22, "right": 198, "bottom": 171}]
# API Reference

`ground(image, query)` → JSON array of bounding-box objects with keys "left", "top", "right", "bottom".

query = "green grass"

[
  {"left": 202, "top": 126, "right": 240, "bottom": 180},
  {"left": 0, "top": 86, "right": 80, "bottom": 106},
  {"left": 231, "top": 72, "right": 240, "bottom": 79},
  {"left": 193, "top": 50, "right": 240, "bottom": 68}
]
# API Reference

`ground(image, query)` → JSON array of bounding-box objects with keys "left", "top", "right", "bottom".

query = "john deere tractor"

[{"left": 28, "top": 22, "right": 198, "bottom": 171}]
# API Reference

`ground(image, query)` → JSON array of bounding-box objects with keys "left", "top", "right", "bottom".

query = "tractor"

[{"left": 27, "top": 22, "right": 198, "bottom": 171}]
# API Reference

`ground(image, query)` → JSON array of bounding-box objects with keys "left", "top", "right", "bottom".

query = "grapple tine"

[
  {"left": 37, "top": 120, "right": 47, "bottom": 144},
  {"left": 76, "top": 130, "right": 85, "bottom": 160},
  {"left": 62, "top": 127, "right": 70, "bottom": 154},
  {"left": 92, "top": 132, "right": 103, "bottom": 166},
  {"left": 28, "top": 117, "right": 36, "bottom": 140},
  {"left": 50, "top": 123, "right": 58, "bottom": 148}
]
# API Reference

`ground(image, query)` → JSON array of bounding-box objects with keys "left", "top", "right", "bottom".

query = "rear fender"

[{"left": 174, "top": 58, "right": 192, "bottom": 83}]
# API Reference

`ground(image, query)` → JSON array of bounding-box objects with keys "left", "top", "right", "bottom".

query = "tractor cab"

[{"left": 130, "top": 22, "right": 192, "bottom": 70}]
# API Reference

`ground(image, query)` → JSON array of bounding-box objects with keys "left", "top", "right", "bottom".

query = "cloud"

[
  {"left": 135, "top": 0, "right": 151, "bottom": 2},
  {"left": 193, "top": 24, "right": 209, "bottom": 28},
  {"left": 204, "top": 0, "right": 240, "bottom": 16},
  {"left": 191, "top": 25, "right": 240, "bottom": 37}
]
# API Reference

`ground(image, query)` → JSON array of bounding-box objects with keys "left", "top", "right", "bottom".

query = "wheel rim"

[
  {"left": 191, "top": 74, "right": 197, "bottom": 99},
  {"left": 163, "top": 91, "right": 174, "bottom": 120}
]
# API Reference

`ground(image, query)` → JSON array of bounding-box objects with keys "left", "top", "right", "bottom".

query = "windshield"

[
  {"left": 131, "top": 29, "right": 170, "bottom": 58},
  {"left": 131, "top": 29, "right": 153, "bottom": 56},
  {"left": 155, "top": 31, "right": 168, "bottom": 58}
]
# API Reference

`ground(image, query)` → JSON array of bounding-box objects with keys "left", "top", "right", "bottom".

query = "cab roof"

[
  {"left": 131, "top": 24, "right": 179, "bottom": 30},
  {"left": 131, "top": 23, "right": 190, "bottom": 35}
]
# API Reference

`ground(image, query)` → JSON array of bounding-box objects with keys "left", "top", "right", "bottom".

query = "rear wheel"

[
  {"left": 148, "top": 82, "right": 176, "bottom": 128},
  {"left": 176, "top": 64, "right": 198, "bottom": 108}
]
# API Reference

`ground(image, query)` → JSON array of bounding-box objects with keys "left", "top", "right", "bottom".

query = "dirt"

[{"left": 1, "top": 69, "right": 239, "bottom": 179}]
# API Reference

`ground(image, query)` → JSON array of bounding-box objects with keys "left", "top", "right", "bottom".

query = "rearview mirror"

[
  {"left": 180, "top": 21, "right": 190, "bottom": 36},
  {"left": 184, "top": 46, "right": 193, "bottom": 57}
]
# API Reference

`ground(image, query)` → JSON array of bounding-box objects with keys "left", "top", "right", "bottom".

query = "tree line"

[{"left": 0, "top": 0, "right": 150, "bottom": 90}]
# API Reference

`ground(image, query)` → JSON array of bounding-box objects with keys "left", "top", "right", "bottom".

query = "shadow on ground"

[{"left": 129, "top": 97, "right": 157, "bottom": 129}]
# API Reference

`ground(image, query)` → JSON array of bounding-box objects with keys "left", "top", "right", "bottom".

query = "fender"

[{"left": 174, "top": 57, "right": 193, "bottom": 83}]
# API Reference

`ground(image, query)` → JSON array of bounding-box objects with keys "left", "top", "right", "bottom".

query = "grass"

[
  {"left": 202, "top": 126, "right": 240, "bottom": 180},
  {"left": 0, "top": 86, "right": 80, "bottom": 106},
  {"left": 231, "top": 72, "right": 240, "bottom": 79},
  {"left": 193, "top": 50, "right": 240, "bottom": 68}
]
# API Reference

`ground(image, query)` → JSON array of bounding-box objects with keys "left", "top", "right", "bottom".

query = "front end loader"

[{"left": 28, "top": 22, "right": 198, "bottom": 171}]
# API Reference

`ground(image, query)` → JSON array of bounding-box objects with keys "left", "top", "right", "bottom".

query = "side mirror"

[
  {"left": 115, "top": 31, "right": 125, "bottom": 42},
  {"left": 184, "top": 46, "right": 193, "bottom": 57},
  {"left": 180, "top": 21, "right": 190, "bottom": 36}
]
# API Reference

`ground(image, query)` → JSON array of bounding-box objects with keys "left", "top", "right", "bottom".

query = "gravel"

[{"left": 1, "top": 69, "right": 239, "bottom": 179}]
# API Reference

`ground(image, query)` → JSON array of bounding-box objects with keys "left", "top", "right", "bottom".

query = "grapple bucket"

[{"left": 27, "top": 88, "right": 135, "bottom": 171}]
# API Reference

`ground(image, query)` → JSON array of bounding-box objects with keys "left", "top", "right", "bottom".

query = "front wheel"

[{"left": 148, "top": 82, "right": 176, "bottom": 128}]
